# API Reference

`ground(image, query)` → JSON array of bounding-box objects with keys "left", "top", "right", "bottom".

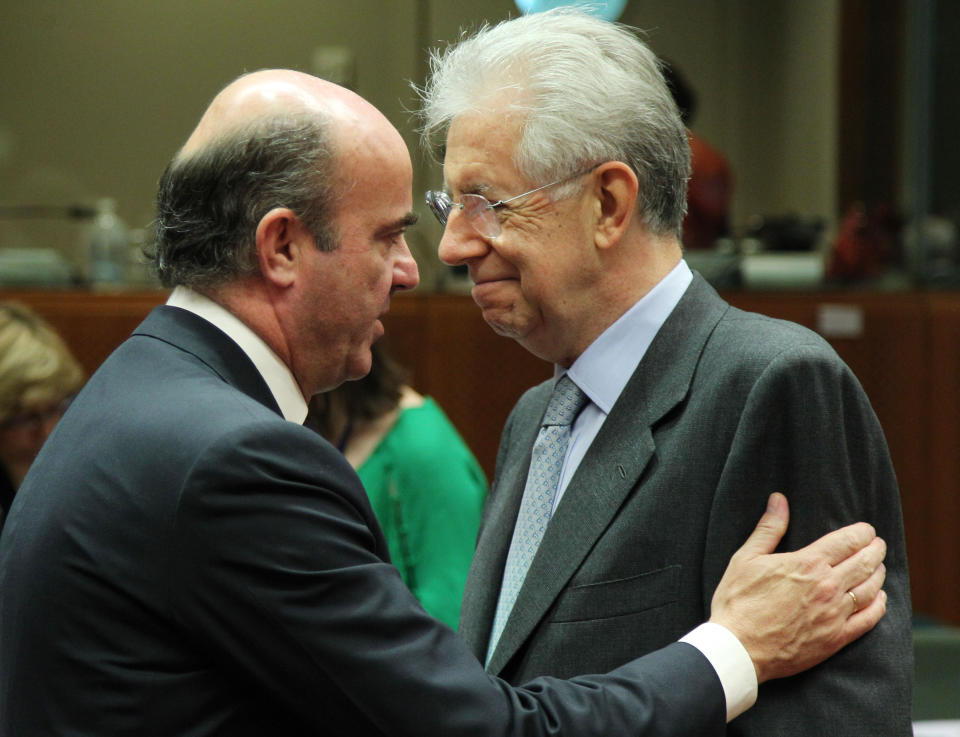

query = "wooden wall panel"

[
  {"left": 923, "top": 296, "right": 960, "bottom": 624},
  {"left": 0, "top": 289, "right": 168, "bottom": 377}
]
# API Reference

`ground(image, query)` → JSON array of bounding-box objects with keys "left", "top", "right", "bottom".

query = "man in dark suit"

[
  {"left": 0, "top": 69, "right": 888, "bottom": 736},
  {"left": 421, "top": 8, "right": 912, "bottom": 735}
]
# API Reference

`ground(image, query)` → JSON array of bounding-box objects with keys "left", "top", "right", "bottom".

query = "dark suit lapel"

[
  {"left": 133, "top": 306, "right": 283, "bottom": 417},
  {"left": 487, "top": 273, "right": 729, "bottom": 674}
]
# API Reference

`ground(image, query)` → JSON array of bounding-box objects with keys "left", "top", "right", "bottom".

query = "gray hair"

[
  {"left": 418, "top": 8, "right": 690, "bottom": 237},
  {"left": 148, "top": 112, "right": 338, "bottom": 290}
]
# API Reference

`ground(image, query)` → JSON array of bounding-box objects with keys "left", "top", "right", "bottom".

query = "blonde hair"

[{"left": 0, "top": 303, "right": 85, "bottom": 425}]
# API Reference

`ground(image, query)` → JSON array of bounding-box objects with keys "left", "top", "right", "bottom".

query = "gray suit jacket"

[{"left": 460, "top": 275, "right": 913, "bottom": 735}]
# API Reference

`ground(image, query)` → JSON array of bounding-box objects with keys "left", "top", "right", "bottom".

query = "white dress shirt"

[
  {"left": 166, "top": 287, "right": 308, "bottom": 424},
  {"left": 551, "top": 260, "right": 757, "bottom": 721}
]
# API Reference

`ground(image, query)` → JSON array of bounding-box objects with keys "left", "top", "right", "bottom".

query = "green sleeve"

[{"left": 356, "top": 398, "right": 487, "bottom": 629}]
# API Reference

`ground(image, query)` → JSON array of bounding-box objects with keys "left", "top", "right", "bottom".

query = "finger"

[
  {"left": 840, "top": 589, "right": 888, "bottom": 646},
  {"left": 846, "top": 562, "right": 886, "bottom": 615},
  {"left": 799, "top": 521, "right": 877, "bottom": 566},
  {"left": 736, "top": 493, "right": 789, "bottom": 558},
  {"left": 832, "top": 536, "right": 887, "bottom": 594}
]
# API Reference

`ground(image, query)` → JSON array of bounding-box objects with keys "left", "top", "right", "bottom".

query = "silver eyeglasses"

[{"left": 425, "top": 164, "right": 599, "bottom": 239}]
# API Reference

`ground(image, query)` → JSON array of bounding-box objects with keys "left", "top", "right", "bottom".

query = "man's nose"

[
  {"left": 437, "top": 212, "right": 489, "bottom": 266},
  {"left": 392, "top": 239, "right": 420, "bottom": 291}
]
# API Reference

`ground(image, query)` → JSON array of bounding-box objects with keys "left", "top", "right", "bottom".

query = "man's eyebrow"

[
  {"left": 447, "top": 180, "right": 492, "bottom": 196},
  {"left": 377, "top": 211, "right": 419, "bottom": 237},
  {"left": 398, "top": 211, "right": 419, "bottom": 228},
  {"left": 442, "top": 173, "right": 493, "bottom": 196}
]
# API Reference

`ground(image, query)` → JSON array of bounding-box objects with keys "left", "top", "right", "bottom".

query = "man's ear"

[
  {"left": 592, "top": 161, "right": 639, "bottom": 250},
  {"left": 255, "top": 207, "right": 307, "bottom": 288}
]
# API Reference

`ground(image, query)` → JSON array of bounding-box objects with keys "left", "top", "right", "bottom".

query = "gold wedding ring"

[{"left": 847, "top": 590, "right": 859, "bottom": 612}]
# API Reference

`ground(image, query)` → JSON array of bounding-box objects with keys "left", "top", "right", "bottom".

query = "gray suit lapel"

[{"left": 486, "top": 274, "right": 729, "bottom": 674}]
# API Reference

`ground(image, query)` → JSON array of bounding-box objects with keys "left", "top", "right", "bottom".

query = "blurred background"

[{"left": 1, "top": 0, "right": 954, "bottom": 291}]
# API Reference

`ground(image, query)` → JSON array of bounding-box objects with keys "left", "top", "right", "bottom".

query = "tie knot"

[{"left": 543, "top": 375, "right": 588, "bottom": 427}]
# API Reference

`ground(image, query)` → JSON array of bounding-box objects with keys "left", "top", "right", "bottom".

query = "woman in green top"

[{"left": 308, "top": 342, "right": 487, "bottom": 629}]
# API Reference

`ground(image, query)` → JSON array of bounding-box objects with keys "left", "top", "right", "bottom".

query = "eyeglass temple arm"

[{"left": 490, "top": 164, "right": 601, "bottom": 209}]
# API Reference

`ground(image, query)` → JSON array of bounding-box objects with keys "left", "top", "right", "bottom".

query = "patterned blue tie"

[{"left": 486, "top": 374, "right": 588, "bottom": 664}]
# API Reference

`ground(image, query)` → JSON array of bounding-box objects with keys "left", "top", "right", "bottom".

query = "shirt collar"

[
  {"left": 564, "top": 259, "right": 693, "bottom": 414},
  {"left": 166, "top": 286, "right": 308, "bottom": 424}
]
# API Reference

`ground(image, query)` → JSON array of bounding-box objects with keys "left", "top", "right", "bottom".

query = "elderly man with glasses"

[{"left": 420, "top": 8, "right": 912, "bottom": 735}]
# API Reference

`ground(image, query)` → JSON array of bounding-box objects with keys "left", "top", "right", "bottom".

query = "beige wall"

[
  {"left": 0, "top": 0, "right": 839, "bottom": 285},
  {"left": 620, "top": 0, "right": 839, "bottom": 233}
]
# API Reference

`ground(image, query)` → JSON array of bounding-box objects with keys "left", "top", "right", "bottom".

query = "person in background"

[
  {"left": 308, "top": 340, "right": 486, "bottom": 629},
  {"left": 0, "top": 68, "right": 889, "bottom": 736},
  {"left": 0, "top": 302, "right": 84, "bottom": 531},
  {"left": 421, "top": 8, "right": 912, "bottom": 734},
  {"left": 661, "top": 60, "right": 733, "bottom": 250}
]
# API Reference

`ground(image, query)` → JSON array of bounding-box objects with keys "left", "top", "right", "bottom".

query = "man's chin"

[
  {"left": 482, "top": 308, "right": 534, "bottom": 342},
  {"left": 471, "top": 279, "right": 514, "bottom": 308},
  {"left": 471, "top": 287, "right": 528, "bottom": 337},
  {"left": 314, "top": 350, "right": 374, "bottom": 394},
  {"left": 371, "top": 318, "right": 385, "bottom": 343},
  {"left": 475, "top": 298, "right": 533, "bottom": 339},
  {"left": 347, "top": 355, "right": 374, "bottom": 382}
]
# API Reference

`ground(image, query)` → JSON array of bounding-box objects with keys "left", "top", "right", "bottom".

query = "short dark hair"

[{"left": 148, "top": 113, "right": 339, "bottom": 289}]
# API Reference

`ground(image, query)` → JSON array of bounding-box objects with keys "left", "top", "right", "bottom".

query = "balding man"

[{"left": 0, "top": 70, "right": 887, "bottom": 736}]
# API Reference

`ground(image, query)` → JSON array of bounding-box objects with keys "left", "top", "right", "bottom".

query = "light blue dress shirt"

[{"left": 554, "top": 259, "right": 693, "bottom": 509}]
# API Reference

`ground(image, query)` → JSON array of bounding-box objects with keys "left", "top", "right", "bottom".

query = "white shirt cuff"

[{"left": 680, "top": 622, "right": 758, "bottom": 722}]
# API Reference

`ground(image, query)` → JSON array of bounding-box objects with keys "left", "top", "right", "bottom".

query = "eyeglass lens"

[
  {"left": 460, "top": 195, "right": 500, "bottom": 238},
  {"left": 427, "top": 164, "right": 599, "bottom": 239},
  {"left": 425, "top": 191, "right": 501, "bottom": 238}
]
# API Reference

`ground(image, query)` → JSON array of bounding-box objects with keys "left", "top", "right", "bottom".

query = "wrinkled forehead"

[{"left": 442, "top": 109, "right": 526, "bottom": 190}]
